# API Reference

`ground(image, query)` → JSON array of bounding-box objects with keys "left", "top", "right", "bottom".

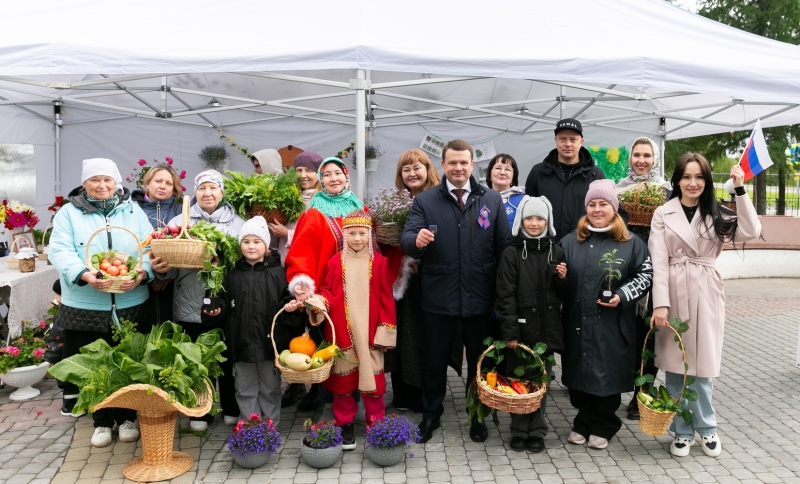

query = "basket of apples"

[
  {"left": 85, "top": 226, "right": 143, "bottom": 294},
  {"left": 146, "top": 197, "right": 209, "bottom": 270}
]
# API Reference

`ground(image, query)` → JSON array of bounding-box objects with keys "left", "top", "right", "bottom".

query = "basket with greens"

[
  {"left": 618, "top": 182, "right": 667, "bottom": 226},
  {"left": 224, "top": 170, "right": 305, "bottom": 224}
]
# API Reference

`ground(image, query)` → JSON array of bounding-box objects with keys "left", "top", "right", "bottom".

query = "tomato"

[
  {"left": 119, "top": 268, "right": 128, "bottom": 276},
  {"left": 120, "top": 265, "right": 128, "bottom": 272},
  {"left": 106, "top": 266, "right": 120, "bottom": 277},
  {"left": 112, "top": 260, "right": 122, "bottom": 267},
  {"left": 99, "top": 262, "right": 111, "bottom": 270},
  {"left": 101, "top": 258, "right": 109, "bottom": 265}
]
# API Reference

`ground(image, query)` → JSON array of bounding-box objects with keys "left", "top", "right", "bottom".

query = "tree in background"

[{"left": 665, "top": 0, "right": 800, "bottom": 214}]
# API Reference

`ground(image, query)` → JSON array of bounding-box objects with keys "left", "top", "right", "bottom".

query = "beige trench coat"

[{"left": 648, "top": 194, "right": 760, "bottom": 378}]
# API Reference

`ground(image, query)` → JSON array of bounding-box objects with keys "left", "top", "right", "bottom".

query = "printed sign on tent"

[
  {"left": 472, "top": 140, "right": 497, "bottom": 163},
  {"left": 420, "top": 134, "right": 446, "bottom": 158}
]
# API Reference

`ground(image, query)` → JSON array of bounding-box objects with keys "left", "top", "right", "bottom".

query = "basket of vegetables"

[
  {"left": 474, "top": 339, "right": 552, "bottom": 415},
  {"left": 635, "top": 318, "right": 696, "bottom": 437},
  {"left": 147, "top": 197, "right": 209, "bottom": 269},
  {"left": 271, "top": 306, "right": 342, "bottom": 384},
  {"left": 85, "top": 226, "right": 143, "bottom": 293},
  {"left": 618, "top": 182, "right": 667, "bottom": 226}
]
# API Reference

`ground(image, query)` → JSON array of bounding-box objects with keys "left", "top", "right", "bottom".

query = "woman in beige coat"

[{"left": 649, "top": 154, "right": 761, "bottom": 458}]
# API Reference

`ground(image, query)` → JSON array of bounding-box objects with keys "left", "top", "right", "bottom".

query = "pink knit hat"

[{"left": 584, "top": 179, "right": 619, "bottom": 212}]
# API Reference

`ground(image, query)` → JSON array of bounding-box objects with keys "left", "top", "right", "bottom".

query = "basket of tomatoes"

[
  {"left": 84, "top": 225, "right": 144, "bottom": 294},
  {"left": 146, "top": 197, "right": 209, "bottom": 270}
]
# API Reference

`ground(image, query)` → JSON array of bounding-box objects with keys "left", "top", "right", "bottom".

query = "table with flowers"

[{"left": 0, "top": 258, "right": 58, "bottom": 338}]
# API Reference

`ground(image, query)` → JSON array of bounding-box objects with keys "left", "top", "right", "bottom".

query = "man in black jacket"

[
  {"left": 400, "top": 140, "right": 510, "bottom": 444},
  {"left": 524, "top": 118, "right": 605, "bottom": 239}
]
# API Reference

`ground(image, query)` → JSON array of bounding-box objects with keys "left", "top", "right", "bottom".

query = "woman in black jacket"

[{"left": 496, "top": 196, "right": 567, "bottom": 453}]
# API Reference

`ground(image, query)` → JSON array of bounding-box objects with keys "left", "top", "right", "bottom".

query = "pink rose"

[
  {"left": 138, "top": 159, "right": 147, "bottom": 167},
  {"left": 33, "top": 349, "right": 44, "bottom": 359},
  {"left": 181, "top": 186, "right": 186, "bottom": 192},
  {"left": 40, "top": 321, "right": 46, "bottom": 328},
  {"left": 166, "top": 157, "right": 174, "bottom": 165}
]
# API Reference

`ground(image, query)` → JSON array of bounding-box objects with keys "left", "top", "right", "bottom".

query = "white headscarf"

[
  {"left": 81, "top": 158, "right": 122, "bottom": 184},
  {"left": 615, "top": 137, "right": 672, "bottom": 194}
]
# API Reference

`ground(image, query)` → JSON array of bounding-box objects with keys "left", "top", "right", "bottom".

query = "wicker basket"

[
  {"left": 246, "top": 203, "right": 289, "bottom": 225},
  {"left": 619, "top": 183, "right": 663, "bottom": 226},
  {"left": 271, "top": 307, "right": 336, "bottom": 384},
  {"left": 637, "top": 324, "right": 687, "bottom": 437},
  {"left": 375, "top": 222, "right": 403, "bottom": 246},
  {"left": 150, "top": 197, "right": 209, "bottom": 270},
  {"left": 94, "top": 382, "right": 212, "bottom": 482},
  {"left": 475, "top": 344, "right": 547, "bottom": 414},
  {"left": 84, "top": 226, "right": 144, "bottom": 294},
  {"left": 38, "top": 224, "right": 53, "bottom": 261},
  {"left": 4, "top": 237, "right": 37, "bottom": 270}
]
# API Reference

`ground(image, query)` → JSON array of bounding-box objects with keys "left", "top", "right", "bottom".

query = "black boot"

[
  {"left": 280, "top": 384, "right": 308, "bottom": 408},
  {"left": 626, "top": 396, "right": 640, "bottom": 420},
  {"left": 297, "top": 383, "right": 322, "bottom": 412}
]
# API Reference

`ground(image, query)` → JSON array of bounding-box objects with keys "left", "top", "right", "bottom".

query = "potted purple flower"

[
  {"left": 364, "top": 414, "right": 420, "bottom": 466},
  {"left": 366, "top": 188, "right": 413, "bottom": 246},
  {"left": 226, "top": 414, "right": 281, "bottom": 469},
  {"left": 300, "top": 420, "right": 343, "bottom": 468}
]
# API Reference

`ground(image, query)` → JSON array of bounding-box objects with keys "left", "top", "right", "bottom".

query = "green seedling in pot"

[{"left": 598, "top": 249, "right": 624, "bottom": 303}]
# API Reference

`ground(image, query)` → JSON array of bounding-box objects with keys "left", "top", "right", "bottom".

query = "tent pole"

[
  {"left": 54, "top": 102, "right": 62, "bottom": 195},
  {"left": 354, "top": 69, "right": 368, "bottom": 199},
  {"left": 659, "top": 131, "right": 666, "bottom": 179},
  {"left": 560, "top": 86, "right": 566, "bottom": 119}
]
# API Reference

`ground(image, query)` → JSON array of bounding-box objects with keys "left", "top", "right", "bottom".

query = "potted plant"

[
  {"left": 364, "top": 414, "right": 420, "bottom": 466},
  {"left": 199, "top": 144, "right": 229, "bottom": 171},
  {"left": 223, "top": 170, "right": 305, "bottom": 224},
  {"left": 366, "top": 188, "right": 414, "bottom": 246},
  {"left": 340, "top": 141, "right": 384, "bottom": 171},
  {"left": 300, "top": 419, "right": 343, "bottom": 468},
  {"left": 227, "top": 414, "right": 282, "bottom": 469},
  {"left": 0, "top": 320, "right": 49, "bottom": 400},
  {"left": 598, "top": 249, "right": 625, "bottom": 303}
]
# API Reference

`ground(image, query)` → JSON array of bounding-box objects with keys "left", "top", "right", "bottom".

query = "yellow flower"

[
  {"left": 228, "top": 138, "right": 233, "bottom": 142},
  {"left": 589, "top": 145, "right": 600, "bottom": 152},
  {"left": 0, "top": 205, "right": 6, "bottom": 221},
  {"left": 607, "top": 147, "right": 620, "bottom": 164}
]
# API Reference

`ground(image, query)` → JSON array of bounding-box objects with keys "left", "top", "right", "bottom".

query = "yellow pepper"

[
  {"left": 312, "top": 345, "right": 339, "bottom": 362},
  {"left": 485, "top": 370, "right": 497, "bottom": 389},
  {"left": 501, "top": 385, "right": 518, "bottom": 395}
]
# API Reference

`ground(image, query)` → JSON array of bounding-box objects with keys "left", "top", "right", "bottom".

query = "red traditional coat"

[
  {"left": 318, "top": 251, "right": 397, "bottom": 397},
  {"left": 284, "top": 208, "right": 344, "bottom": 296}
]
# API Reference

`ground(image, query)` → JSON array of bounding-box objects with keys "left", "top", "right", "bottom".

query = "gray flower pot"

[
  {"left": 364, "top": 445, "right": 406, "bottom": 466},
  {"left": 301, "top": 441, "right": 342, "bottom": 468},
  {"left": 231, "top": 451, "right": 270, "bottom": 469}
]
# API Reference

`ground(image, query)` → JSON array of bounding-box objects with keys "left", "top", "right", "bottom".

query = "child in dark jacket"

[
  {"left": 496, "top": 196, "right": 568, "bottom": 453},
  {"left": 202, "top": 216, "right": 303, "bottom": 429}
]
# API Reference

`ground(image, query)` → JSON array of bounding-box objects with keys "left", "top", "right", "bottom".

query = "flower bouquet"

[
  {"left": 227, "top": 414, "right": 282, "bottom": 469},
  {"left": 0, "top": 320, "right": 50, "bottom": 400},
  {"left": 364, "top": 414, "right": 420, "bottom": 466},
  {"left": 2, "top": 199, "right": 39, "bottom": 231},
  {"left": 366, "top": 188, "right": 414, "bottom": 246},
  {"left": 301, "top": 419, "right": 343, "bottom": 468}
]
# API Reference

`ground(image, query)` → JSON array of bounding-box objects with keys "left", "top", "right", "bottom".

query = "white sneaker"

[
  {"left": 568, "top": 431, "right": 586, "bottom": 445},
  {"left": 701, "top": 433, "right": 722, "bottom": 457},
  {"left": 670, "top": 436, "right": 695, "bottom": 457},
  {"left": 588, "top": 435, "right": 608, "bottom": 449},
  {"left": 223, "top": 415, "right": 239, "bottom": 426},
  {"left": 189, "top": 420, "right": 208, "bottom": 432},
  {"left": 91, "top": 427, "right": 113, "bottom": 448},
  {"left": 118, "top": 420, "right": 140, "bottom": 443}
]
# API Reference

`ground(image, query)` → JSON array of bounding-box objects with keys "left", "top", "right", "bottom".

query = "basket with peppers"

[{"left": 467, "top": 338, "right": 554, "bottom": 426}]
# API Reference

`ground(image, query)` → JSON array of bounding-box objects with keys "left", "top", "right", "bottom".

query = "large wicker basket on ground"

[
  {"left": 476, "top": 344, "right": 547, "bottom": 414},
  {"left": 271, "top": 307, "right": 336, "bottom": 384},
  {"left": 149, "top": 197, "right": 208, "bottom": 269},
  {"left": 246, "top": 203, "right": 289, "bottom": 225},
  {"left": 93, "top": 382, "right": 213, "bottom": 482},
  {"left": 637, "top": 324, "right": 687, "bottom": 437},
  {"left": 619, "top": 182, "right": 663, "bottom": 226},
  {"left": 84, "top": 226, "right": 143, "bottom": 294}
]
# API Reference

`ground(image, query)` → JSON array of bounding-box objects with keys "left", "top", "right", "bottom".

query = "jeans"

[{"left": 665, "top": 371, "right": 717, "bottom": 438}]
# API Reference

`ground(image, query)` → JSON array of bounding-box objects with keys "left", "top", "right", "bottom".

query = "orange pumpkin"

[{"left": 289, "top": 329, "right": 316, "bottom": 357}]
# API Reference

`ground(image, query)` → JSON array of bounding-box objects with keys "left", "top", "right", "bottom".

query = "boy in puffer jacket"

[
  {"left": 202, "top": 216, "right": 303, "bottom": 429},
  {"left": 495, "top": 196, "right": 568, "bottom": 453}
]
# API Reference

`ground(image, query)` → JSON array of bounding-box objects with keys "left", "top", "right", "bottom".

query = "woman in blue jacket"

[
  {"left": 486, "top": 154, "right": 526, "bottom": 228},
  {"left": 49, "top": 158, "right": 154, "bottom": 448}
]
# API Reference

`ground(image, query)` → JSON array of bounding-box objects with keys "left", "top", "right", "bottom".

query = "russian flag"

[{"left": 739, "top": 119, "right": 773, "bottom": 181}]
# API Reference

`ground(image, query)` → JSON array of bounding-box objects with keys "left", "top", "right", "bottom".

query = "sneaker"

[
  {"left": 341, "top": 423, "right": 356, "bottom": 451},
  {"left": 700, "top": 433, "right": 721, "bottom": 457},
  {"left": 510, "top": 436, "right": 526, "bottom": 452},
  {"left": 223, "top": 415, "right": 239, "bottom": 426},
  {"left": 118, "top": 420, "right": 140, "bottom": 443},
  {"left": 670, "top": 436, "right": 695, "bottom": 457},
  {"left": 568, "top": 431, "right": 586, "bottom": 445},
  {"left": 60, "top": 398, "right": 86, "bottom": 418},
  {"left": 91, "top": 427, "right": 113, "bottom": 447},
  {"left": 588, "top": 435, "right": 608, "bottom": 450},
  {"left": 189, "top": 420, "right": 208, "bottom": 432}
]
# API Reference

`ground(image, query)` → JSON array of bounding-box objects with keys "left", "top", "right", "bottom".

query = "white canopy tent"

[{"left": 1, "top": 0, "right": 799, "bottom": 213}]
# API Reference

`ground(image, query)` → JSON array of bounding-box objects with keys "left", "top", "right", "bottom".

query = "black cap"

[{"left": 554, "top": 118, "right": 583, "bottom": 136}]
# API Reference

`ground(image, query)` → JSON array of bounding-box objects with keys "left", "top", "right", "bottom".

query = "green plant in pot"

[
  {"left": 199, "top": 144, "right": 228, "bottom": 171},
  {"left": 223, "top": 170, "right": 305, "bottom": 223},
  {"left": 598, "top": 249, "right": 625, "bottom": 303}
]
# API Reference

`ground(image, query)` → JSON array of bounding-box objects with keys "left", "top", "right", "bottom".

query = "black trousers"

[
  {"left": 421, "top": 312, "right": 490, "bottom": 420},
  {"left": 181, "top": 323, "right": 239, "bottom": 422},
  {"left": 391, "top": 373, "right": 422, "bottom": 413},
  {"left": 62, "top": 329, "right": 137, "bottom": 429},
  {"left": 568, "top": 389, "right": 622, "bottom": 440}
]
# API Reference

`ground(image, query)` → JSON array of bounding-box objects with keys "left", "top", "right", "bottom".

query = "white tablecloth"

[{"left": 0, "top": 257, "right": 58, "bottom": 337}]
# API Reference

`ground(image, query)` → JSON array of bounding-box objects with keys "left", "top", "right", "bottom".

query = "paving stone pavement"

[{"left": 2, "top": 278, "right": 799, "bottom": 484}]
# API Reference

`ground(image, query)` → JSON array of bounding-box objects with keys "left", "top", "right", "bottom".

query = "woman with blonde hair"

[
  {"left": 559, "top": 179, "right": 653, "bottom": 450},
  {"left": 394, "top": 148, "right": 441, "bottom": 196}
]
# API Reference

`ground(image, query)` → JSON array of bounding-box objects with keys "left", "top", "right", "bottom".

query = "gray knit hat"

[{"left": 512, "top": 196, "right": 556, "bottom": 238}]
